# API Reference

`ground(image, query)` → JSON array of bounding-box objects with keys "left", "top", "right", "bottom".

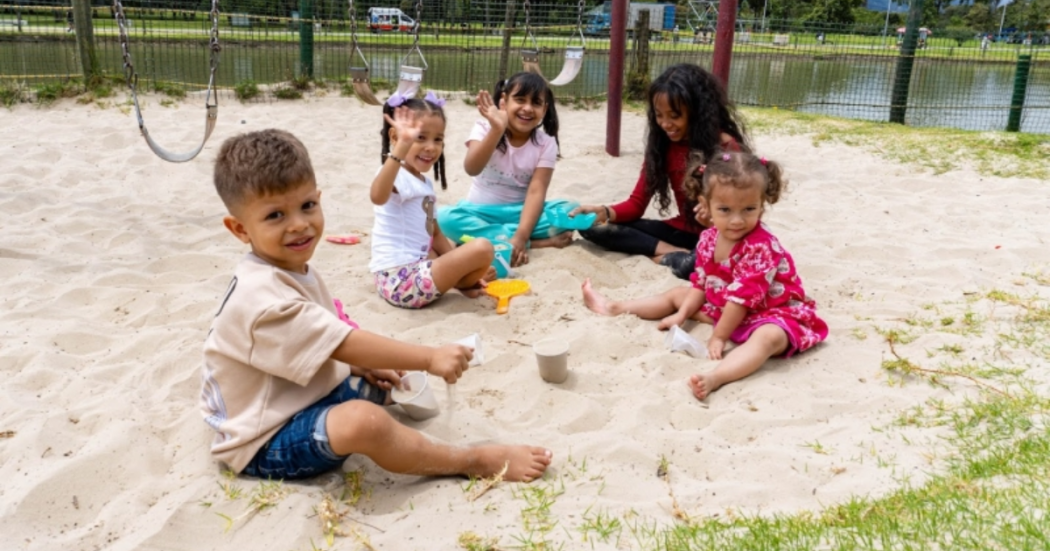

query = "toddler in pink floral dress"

[{"left": 582, "top": 150, "right": 827, "bottom": 400}]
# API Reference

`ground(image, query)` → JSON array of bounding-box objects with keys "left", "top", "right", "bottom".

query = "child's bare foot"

[
  {"left": 532, "top": 231, "right": 573, "bottom": 249},
  {"left": 470, "top": 445, "right": 552, "bottom": 482},
  {"left": 688, "top": 372, "right": 723, "bottom": 401},
  {"left": 483, "top": 266, "right": 498, "bottom": 281},
  {"left": 581, "top": 278, "right": 612, "bottom": 316}
]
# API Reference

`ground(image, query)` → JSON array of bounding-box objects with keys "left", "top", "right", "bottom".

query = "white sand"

[{"left": 1, "top": 93, "right": 1048, "bottom": 550}]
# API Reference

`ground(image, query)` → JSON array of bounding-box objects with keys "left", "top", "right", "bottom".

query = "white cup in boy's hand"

[{"left": 428, "top": 343, "right": 472, "bottom": 384}]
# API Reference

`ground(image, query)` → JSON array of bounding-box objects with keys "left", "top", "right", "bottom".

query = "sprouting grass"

[
  {"left": 741, "top": 107, "right": 1050, "bottom": 180},
  {"left": 0, "top": 80, "right": 28, "bottom": 107},
  {"left": 233, "top": 79, "right": 260, "bottom": 102},
  {"left": 33, "top": 79, "right": 82, "bottom": 104}
]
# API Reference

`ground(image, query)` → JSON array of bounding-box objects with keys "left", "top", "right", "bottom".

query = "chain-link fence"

[{"left": 1, "top": 0, "right": 1047, "bottom": 133}]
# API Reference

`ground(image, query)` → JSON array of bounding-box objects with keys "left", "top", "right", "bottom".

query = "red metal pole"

[
  {"left": 711, "top": 0, "right": 737, "bottom": 89},
  {"left": 605, "top": 0, "right": 628, "bottom": 157}
]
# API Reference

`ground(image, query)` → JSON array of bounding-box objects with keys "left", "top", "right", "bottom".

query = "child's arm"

[
  {"left": 370, "top": 107, "right": 423, "bottom": 205},
  {"left": 463, "top": 91, "right": 508, "bottom": 176},
  {"left": 430, "top": 224, "right": 455, "bottom": 257},
  {"left": 707, "top": 302, "right": 747, "bottom": 360},
  {"left": 332, "top": 329, "right": 471, "bottom": 383},
  {"left": 508, "top": 167, "right": 554, "bottom": 265},
  {"left": 657, "top": 286, "right": 706, "bottom": 330}
]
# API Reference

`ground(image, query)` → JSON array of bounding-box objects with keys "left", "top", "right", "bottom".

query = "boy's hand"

[
  {"left": 476, "top": 90, "right": 508, "bottom": 133},
  {"left": 707, "top": 336, "right": 727, "bottom": 360},
  {"left": 427, "top": 344, "right": 472, "bottom": 384},
  {"left": 363, "top": 369, "right": 404, "bottom": 391},
  {"left": 383, "top": 105, "right": 424, "bottom": 144}
]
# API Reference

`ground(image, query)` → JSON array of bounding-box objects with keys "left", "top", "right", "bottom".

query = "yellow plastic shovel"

[{"left": 485, "top": 279, "right": 530, "bottom": 315}]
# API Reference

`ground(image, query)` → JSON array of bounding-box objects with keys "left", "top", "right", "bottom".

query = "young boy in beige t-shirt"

[{"left": 201, "top": 129, "right": 551, "bottom": 481}]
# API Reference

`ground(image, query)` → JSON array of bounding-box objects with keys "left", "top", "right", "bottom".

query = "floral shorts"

[{"left": 373, "top": 260, "right": 441, "bottom": 309}]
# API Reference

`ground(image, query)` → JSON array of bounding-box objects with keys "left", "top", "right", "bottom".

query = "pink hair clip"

[
  {"left": 694, "top": 164, "right": 706, "bottom": 175},
  {"left": 721, "top": 153, "right": 731, "bottom": 161},
  {"left": 759, "top": 157, "right": 768, "bottom": 165}
]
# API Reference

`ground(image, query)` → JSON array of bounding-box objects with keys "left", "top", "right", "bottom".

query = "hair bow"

[
  {"left": 424, "top": 91, "right": 446, "bottom": 107},
  {"left": 721, "top": 153, "right": 731, "bottom": 161},
  {"left": 694, "top": 164, "right": 706, "bottom": 175},
  {"left": 759, "top": 157, "right": 768, "bottom": 166},
  {"left": 386, "top": 91, "right": 409, "bottom": 107}
]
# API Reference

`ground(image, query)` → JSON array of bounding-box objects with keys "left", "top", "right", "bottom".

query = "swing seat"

[
  {"left": 394, "top": 65, "right": 424, "bottom": 99},
  {"left": 548, "top": 46, "right": 584, "bottom": 86},
  {"left": 522, "top": 49, "right": 542, "bottom": 76},
  {"left": 135, "top": 94, "right": 217, "bottom": 163},
  {"left": 350, "top": 66, "right": 382, "bottom": 106}
]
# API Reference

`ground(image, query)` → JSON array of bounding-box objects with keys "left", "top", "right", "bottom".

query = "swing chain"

[
  {"left": 575, "top": 0, "right": 585, "bottom": 33},
  {"left": 113, "top": 0, "right": 137, "bottom": 90},
  {"left": 523, "top": 0, "right": 531, "bottom": 38},
  {"left": 412, "top": 0, "right": 423, "bottom": 51},
  {"left": 348, "top": 0, "right": 358, "bottom": 47},
  {"left": 208, "top": 0, "right": 220, "bottom": 72}
]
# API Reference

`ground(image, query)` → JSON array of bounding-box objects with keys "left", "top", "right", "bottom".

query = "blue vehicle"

[{"left": 585, "top": 2, "right": 677, "bottom": 36}]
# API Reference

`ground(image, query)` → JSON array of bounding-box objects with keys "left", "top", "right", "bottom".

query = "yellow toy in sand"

[{"left": 485, "top": 279, "right": 530, "bottom": 315}]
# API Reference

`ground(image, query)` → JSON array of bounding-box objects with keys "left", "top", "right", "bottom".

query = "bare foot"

[
  {"left": 581, "top": 278, "right": 612, "bottom": 316},
  {"left": 483, "top": 266, "right": 498, "bottom": 281},
  {"left": 470, "top": 445, "right": 552, "bottom": 482},
  {"left": 688, "top": 372, "right": 723, "bottom": 401},
  {"left": 460, "top": 287, "right": 484, "bottom": 298},
  {"left": 532, "top": 231, "right": 573, "bottom": 249}
]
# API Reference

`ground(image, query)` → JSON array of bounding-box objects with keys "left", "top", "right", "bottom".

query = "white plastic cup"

[
  {"left": 533, "top": 339, "right": 570, "bottom": 384},
  {"left": 390, "top": 372, "right": 440, "bottom": 421},
  {"left": 665, "top": 325, "right": 704, "bottom": 358},
  {"left": 453, "top": 333, "right": 484, "bottom": 366}
]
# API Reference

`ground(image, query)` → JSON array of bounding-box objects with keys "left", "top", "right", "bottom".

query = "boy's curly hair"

[
  {"left": 214, "top": 129, "right": 315, "bottom": 211},
  {"left": 683, "top": 150, "right": 787, "bottom": 206}
]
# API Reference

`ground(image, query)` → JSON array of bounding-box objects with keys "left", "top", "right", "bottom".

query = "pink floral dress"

[{"left": 690, "top": 222, "right": 828, "bottom": 356}]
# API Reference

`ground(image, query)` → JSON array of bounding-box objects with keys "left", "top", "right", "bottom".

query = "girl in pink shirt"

[{"left": 581, "top": 151, "right": 827, "bottom": 401}]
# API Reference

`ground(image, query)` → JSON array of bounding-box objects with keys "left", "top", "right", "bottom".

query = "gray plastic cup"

[
  {"left": 390, "top": 372, "right": 440, "bottom": 420},
  {"left": 533, "top": 339, "right": 570, "bottom": 383}
]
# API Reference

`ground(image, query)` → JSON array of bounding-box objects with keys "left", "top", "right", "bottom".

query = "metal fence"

[{"left": 1, "top": 0, "right": 1047, "bottom": 133}]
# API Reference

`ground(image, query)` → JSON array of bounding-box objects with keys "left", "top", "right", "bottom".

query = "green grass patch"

[
  {"left": 33, "top": 79, "right": 82, "bottom": 105},
  {"left": 741, "top": 107, "right": 1050, "bottom": 179},
  {"left": 233, "top": 79, "right": 260, "bottom": 102},
  {"left": 0, "top": 80, "right": 28, "bottom": 107}
]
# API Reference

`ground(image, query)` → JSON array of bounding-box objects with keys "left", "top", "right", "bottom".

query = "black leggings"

[
  {"left": 578, "top": 219, "right": 700, "bottom": 280},
  {"left": 579, "top": 218, "right": 698, "bottom": 256}
]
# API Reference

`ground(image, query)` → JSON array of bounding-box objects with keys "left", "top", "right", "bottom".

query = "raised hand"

[
  {"left": 475, "top": 90, "right": 508, "bottom": 132},
  {"left": 384, "top": 105, "right": 424, "bottom": 144}
]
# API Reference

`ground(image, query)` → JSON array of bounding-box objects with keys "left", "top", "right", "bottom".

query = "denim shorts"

[{"left": 242, "top": 376, "right": 387, "bottom": 480}]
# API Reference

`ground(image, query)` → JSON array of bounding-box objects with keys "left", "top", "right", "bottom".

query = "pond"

[{"left": 1, "top": 38, "right": 1046, "bottom": 133}]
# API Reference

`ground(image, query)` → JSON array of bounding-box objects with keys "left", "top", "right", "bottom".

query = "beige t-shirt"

[{"left": 201, "top": 254, "right": 353, "bottom": 473}]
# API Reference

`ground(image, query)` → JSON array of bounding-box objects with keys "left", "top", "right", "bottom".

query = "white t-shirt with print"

[
  {"left": 369, "top": 166, "right": 436, "bottom": 272},
  {"left": 465, "top": 119, "right": 558, "bottom": 205}
]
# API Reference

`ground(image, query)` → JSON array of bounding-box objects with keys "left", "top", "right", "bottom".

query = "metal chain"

[
  {"left": 575, "top": 0, "right": 584, "bottom": 32},
  {"left": 208, "top": 0, "right": 220, "bottom": 73},
  {"left": 412, "top": 0, "right": 422, "bottom": 50},
  {"left": 348, "top": 0, "right": 358, "bottom": 46},
  {"left": 523, "top": 0, "right": 531, "bottom": 37},
  {"left": 113, "top": 0, "right": 137, "bottom": 90},
  {"left": 113, "top": 0, "right": 220, "bottom": 88}
]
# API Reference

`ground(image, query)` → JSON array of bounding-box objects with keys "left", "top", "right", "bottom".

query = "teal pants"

[{"left": 436, "top": 199, "right": 592, "bottom": 245}]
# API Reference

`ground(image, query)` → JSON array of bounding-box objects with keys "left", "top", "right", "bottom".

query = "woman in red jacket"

[{"left": 572, "top": 64, "right": 750, "bottom": 279}]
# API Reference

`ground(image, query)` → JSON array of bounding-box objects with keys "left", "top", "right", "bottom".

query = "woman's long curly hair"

[{"left": 643, "top": 64, "right": 750, "bottom": 227}]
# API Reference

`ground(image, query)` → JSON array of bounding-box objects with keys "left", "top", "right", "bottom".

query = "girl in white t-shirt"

[
  {"left": 437, "top": 72, "right": 585, "bottom": 269},
  {"left": 369, "top": 93, "right": 496, "bottom": 309}
]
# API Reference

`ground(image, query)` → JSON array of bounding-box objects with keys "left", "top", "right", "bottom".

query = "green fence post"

[
  {"left": 1006, "top": 54, "right": 1032, "bottom": 132},
  {"left": 889, "top": 0, "right": 924, "bottom": 124},
  {"left": 299, "top": 0, "right": 314, "bottom": 79}
]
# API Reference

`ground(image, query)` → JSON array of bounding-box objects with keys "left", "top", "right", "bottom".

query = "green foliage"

[
  {"left": 274, "top": 86, "right": 303, "bottom": 100},
  {"left": 233, "top": 79, "right": 260, "bottom": 102},
  {"left": 33, "top": 80, "right": 81, "bottom": 105},
  {"left": 151, "top": 80, "right": 186, "bottom": 99},
  {"left": 0, "top": 80, "right": 28, "bottom": 107}
]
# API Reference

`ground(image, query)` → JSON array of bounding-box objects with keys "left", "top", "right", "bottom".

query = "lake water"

[{"left": 2, "top": 38, "right": 1046, "bottom": 133}]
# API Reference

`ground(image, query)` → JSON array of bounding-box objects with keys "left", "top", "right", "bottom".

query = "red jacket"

[{"left": 610, "top": 136, "right": 741, "bottom": 232}]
